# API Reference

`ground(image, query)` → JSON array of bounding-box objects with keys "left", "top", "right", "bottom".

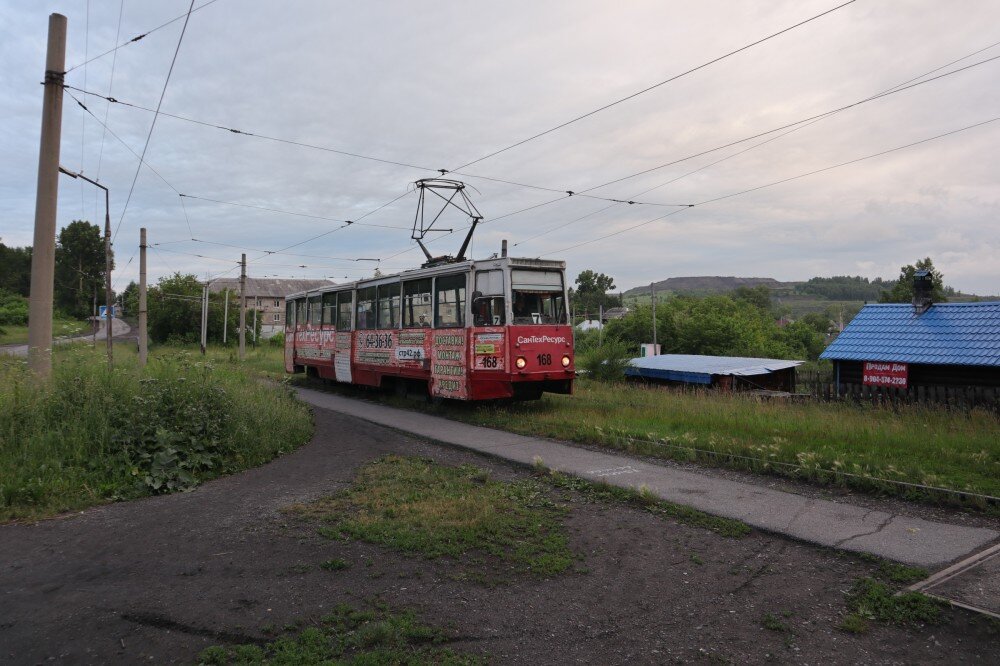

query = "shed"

[
  {"left": 625, "top": 354, "right": 803, "bottom": 392},
  {"left": 819, "top": 302, "right": 1000, "bottom": 392}
]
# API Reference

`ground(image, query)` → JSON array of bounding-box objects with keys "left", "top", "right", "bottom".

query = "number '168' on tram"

[{"left": 284, "top": 257, "right": 574, "bottom": 400}]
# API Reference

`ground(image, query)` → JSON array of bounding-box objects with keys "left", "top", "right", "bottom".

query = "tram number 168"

[
  {"left": 481, "top": 356, "right": 499, "bottom": 369},
  {"left": 536, "top": 353, "right": 552, "bottom": 366}
]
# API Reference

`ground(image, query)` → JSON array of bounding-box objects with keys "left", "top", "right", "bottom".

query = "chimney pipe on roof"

[
  {"left": 912, "top": 269, "right": 933, "bottom": 315},
  {"left": 501, "top": 239, "right": 508, "bottom": 258}
]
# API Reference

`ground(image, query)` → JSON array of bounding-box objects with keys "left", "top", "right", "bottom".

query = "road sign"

[{"left": 99, "top": 305, "right": 116, "bottom": 319}]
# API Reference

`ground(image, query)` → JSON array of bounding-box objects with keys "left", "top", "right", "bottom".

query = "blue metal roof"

[
  {"left": 820, "top": 302, "right": 1000, "bottom": 366},
  {"left": 625, "top": 354, "right": 803, "bottom": 384}
]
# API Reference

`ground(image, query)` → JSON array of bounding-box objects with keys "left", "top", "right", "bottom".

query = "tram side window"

[
  {"left": 356, "top": 287, "right": 376, "bottom": 330},
  {"left": 435, "top": 274, "right": 466, "bottom": 328},
  {"left": 337, "top": 292, "right": 353, "bottom": 331},
  {"left": 402, "top": 278, "right": 432, "bottom": 328},
  {"left": 285, "top": 300, "right": 295, "bottom": 329},
  {"left": 321, "top": 292, "right": 336, "bottom": 328},
  {"left": 308, "top": 295, "right": 323, "bottom": 326},
  {"left": 296, "top": 299, "right": 308, "bottom": 329},
  {"left": 377, "top": 283, "right": 400, "bottom": 329}
]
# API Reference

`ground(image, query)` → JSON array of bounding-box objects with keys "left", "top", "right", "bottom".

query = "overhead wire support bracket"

[{"left": 410, "top": 178, "right": 482, "bottom": 266}]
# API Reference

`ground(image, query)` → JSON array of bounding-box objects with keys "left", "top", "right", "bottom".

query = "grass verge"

[
  {"left": 540, "top": 469, "right": 750, "bottom": 538},
  {"left": 199, "top": 602, "right": 480, "bottom": 665},
  {"left": 286, "top": 455, "right": 575, "bottom": 577},
  {"left": 0, "top": 344, "right": 312, "bottom": 522},
  {"left": 408, "top": 379, "right": 999, "bottom": 507},
  {"left": 0, "top": 319, "right": 90, "bottom": 345}
]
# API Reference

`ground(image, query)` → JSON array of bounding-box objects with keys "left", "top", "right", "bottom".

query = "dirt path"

[{"left": 1, "top": 408, "right": 996, "bottom": 664}]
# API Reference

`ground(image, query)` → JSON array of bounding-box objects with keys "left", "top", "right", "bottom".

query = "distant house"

[
  {"left": 625, "top": 354, "right": 804, "bottom": 392},
  {"left": 601, "top": 306, "right": 630, "bottom": 322},
  {"left": 819, "top": 301, "right": 1000, "bottom": 394},
  {"left": 208, "top": 278, "right": 332, "bottom": 338},
  {"left": 576, "top": 319, "right": 603, "bottom": 332}
]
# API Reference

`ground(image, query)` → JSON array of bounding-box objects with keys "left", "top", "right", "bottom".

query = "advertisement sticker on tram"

[{"left": 432, "top": 332, "right": 468, "bottom": 398}]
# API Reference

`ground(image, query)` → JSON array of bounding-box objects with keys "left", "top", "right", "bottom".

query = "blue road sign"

[{"left": 99, "top": 305, "right": 116, "bottom": 319}]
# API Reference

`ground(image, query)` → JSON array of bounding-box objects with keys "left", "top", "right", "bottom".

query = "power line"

[
  {"left": 64, "top": 0, "right": 222, "bottom": 73},
  {"left": 160, "top": 239, "right": 381, "bottom": 263},
  {"left": 574, "top": 54, "right": 1000, "bottom": 196},
  {"left": 178, "top": 194, "right": 413, "bottom": 230},
  {"left": 541, "top": 114, "right": 1000, "bottom": 257},
  {"left": 113, "top": 0, "right": 196, "bottom": 244},
  {"left": 93, "top": 0, "right": 126, "bottom": 213},
  {"left": 64, "top": 85, "right": 693, "bottom": 209},
  {"left": 448, "top": 0, "right": 858, "bottom": 172}
]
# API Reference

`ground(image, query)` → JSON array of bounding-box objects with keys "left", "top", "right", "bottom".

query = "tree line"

[
  {"left": 573, "top": 258, "right": 952, "bottom": 364},
  {"left": 121, "top": 273, "right": 261, "bottom": 345},
  {"left": 1, "top": 220, "right": 109, "bottom": 325}
]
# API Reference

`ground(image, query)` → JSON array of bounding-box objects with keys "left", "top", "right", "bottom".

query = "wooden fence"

[{"left": 800, "top": 379, "right": 999, "bottom": 409}]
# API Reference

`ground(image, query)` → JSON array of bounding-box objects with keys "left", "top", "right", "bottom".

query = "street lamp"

[{"left": 58, "top": 166, "right": 113, "bottom": 368}]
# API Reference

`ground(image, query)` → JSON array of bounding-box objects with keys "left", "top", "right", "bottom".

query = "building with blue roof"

[
  {"left": 820, "top": 301, "right": 1000, "bottom": 392},
  {"left": 626, "top": 354, "right": 803, "bottom": 392}
]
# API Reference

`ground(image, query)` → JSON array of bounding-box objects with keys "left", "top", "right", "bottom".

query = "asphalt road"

[
  {"left": 2, "top": 408, "right": 998, "bottom": 664},
  {"left": 0, "top": 318, "right": 131, "bottom": 357}
]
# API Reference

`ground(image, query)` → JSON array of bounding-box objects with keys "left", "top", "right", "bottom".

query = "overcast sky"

[{"left": 2, "top": 0, "right": 998, "bottom": 295}]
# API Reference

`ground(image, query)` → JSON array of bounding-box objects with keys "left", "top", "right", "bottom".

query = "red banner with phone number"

[{"left": 863, "top": 361, "right": 908, "bottom": 388}]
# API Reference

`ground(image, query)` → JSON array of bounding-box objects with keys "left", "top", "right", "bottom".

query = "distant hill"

[{"left": 622, "top": 276, "right": 795, "bottom": 297}]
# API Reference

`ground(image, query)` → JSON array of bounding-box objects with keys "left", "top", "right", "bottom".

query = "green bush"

[
  {"left": 269, "top": 331, "right": 285, "bottom": 347},
  {"left": 578, "top": 339, "right": 634, "bottom": 381},
  {"left": 0, "top": 347, "right": 313, "bottom": 521},
  {"left": 0, "top": 289, "right": 28, "bottom": 326}
]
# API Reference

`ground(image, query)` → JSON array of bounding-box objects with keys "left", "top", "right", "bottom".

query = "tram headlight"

[
  {"left": 515, "top": 356, "right": 527, "bottom": 369},
  {"left": 561, "top": 355, "right": 571, "bottom": 367}
]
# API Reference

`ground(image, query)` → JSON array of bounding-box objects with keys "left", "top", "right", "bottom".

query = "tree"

[
  {"left": 732, "top": 285, "right": 773, "bottom": 313},
  {"left": 54, "top": 220, "right": 110, "bottom": 318},
  {"left": 879, "top": 257, "right": 947, "bottom": 304},
  {"left": 147, "top": 273, "right": 260, "bottom": 345},
  {"left": 572, "top": 270, "right": 620, "bottom": 318},
  {"left": 0, "top": 241, "right": 32, "bottom": 296}
]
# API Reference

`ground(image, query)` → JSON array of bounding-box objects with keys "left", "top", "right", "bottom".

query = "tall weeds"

[{"left": 0, "top": 345, "right": 312, "bottom": 522}]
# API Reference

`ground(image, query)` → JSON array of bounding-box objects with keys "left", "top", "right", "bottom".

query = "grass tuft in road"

[
  {"left": 843, "top": 577, "right": 942, "bottom": 629},
  {"left": 287, "top": 455, "right": 575, "bottom": 577},
  {"left": 199, "top": 602, "right": 480, "bottom": 665}
]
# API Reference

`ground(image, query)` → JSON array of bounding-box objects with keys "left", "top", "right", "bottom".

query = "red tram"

[{"left": 285, "top": 256, "right": 574, "bottom": 400}]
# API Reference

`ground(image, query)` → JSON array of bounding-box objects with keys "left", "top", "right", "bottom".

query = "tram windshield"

[{"left": 510, "top": 269, "right": 566, "bottom": 325}]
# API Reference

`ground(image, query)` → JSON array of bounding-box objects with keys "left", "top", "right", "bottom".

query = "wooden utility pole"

[
  {"left": 238, "top": 254, "right": 246, "bottom": 360},
  {"left": 138, "top": 228, "right": 148, "bottom": 366},
  {"left": 27, "top": 13, "right": 68, "bottom": 379}
]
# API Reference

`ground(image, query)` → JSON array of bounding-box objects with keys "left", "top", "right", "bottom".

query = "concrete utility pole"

[
  {"left": 651, "top": 283, "right": 657, "bottom": 351},
  {"left": 200, "top": 284, "right": 208, "bottom": 355},
  {"left": 238, "top": 254, "right": 246, "bottom": 360},
  {"left": 138, "top": 228, "right": 148, "bottom": 367},
  {"left": 58, "top": 167, "right": 113, "bottom": 368},
  {"left": 222, "top": 288, "right": 229, "bottom": 344},
  {"left": 102, "top": 184, "right": 113, "bottom": 368},
  {"left": 252, "top": 307, "right": 257, "bottom": 347},
  {"left": 27, "top": 13, "right": 68, "bottom": 379}
]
